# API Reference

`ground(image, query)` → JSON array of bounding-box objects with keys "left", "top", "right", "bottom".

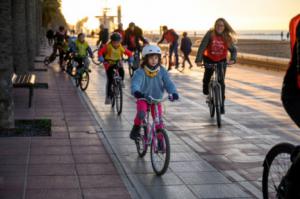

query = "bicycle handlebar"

[{"left": 137, "top": 95, "right": 173, "bottom": 104}]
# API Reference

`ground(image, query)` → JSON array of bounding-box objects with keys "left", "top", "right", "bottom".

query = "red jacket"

[
  {"left": 288, "top": 14, "right": 300, "bottom": 89},
  {"left": 204, "top": 34, "right": 228, "bottom": 62}
]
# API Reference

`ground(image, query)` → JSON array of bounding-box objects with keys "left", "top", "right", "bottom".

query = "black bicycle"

[
  {"left": 205, "top": 63, "right": 226, "bottom": 128},
  {"left": 66, "top": 54, "right": 91, "bottom": 91},
  {"left": 262, "top": 143, "right": 300, "bottom": 198},
  {"left": 104, "top": 60, "right": 123, "bottom": 115}
]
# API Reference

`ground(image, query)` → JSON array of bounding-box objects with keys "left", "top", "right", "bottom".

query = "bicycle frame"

[{"left": 139, "top": 97, "right": 167, "bottom": 147}]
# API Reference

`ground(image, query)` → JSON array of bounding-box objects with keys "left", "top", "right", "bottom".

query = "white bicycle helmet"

[{"left": 142, "top": 45, "right": 161, "bottom": 57}]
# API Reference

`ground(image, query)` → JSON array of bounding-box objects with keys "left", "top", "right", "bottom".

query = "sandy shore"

[{"left": 144, "top": 34, "right": 291, "bottom": 59}]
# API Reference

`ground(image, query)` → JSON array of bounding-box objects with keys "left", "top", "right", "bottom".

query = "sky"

[{"left": 61, "top": 0, "right": 300, "bottom": 31}]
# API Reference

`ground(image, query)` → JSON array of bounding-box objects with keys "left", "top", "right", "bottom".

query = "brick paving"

[{"left": 0, "top": 47, "right": 131, "bottom": 199}]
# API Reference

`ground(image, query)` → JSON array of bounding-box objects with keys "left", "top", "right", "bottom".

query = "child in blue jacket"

[{"left": 130, "top": 45, "right": 179, "bottom": 140}]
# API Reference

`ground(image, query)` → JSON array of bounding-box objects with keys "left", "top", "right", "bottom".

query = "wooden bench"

[{"left": 12, "top": 73, "right": 36, "bottom": 108}]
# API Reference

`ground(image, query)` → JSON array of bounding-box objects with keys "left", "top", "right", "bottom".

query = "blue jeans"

[{"left": 169, "top": 41, "right": 179, "bottom": 67}]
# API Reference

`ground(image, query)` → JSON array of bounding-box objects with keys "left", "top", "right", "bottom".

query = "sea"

[{"left": 145, "top": 30, "right": 290, "bottom": 41}]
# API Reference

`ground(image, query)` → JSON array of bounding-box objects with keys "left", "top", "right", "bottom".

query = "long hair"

[{"left": 212, "top": 18, "right": 237, "bottom": 45}]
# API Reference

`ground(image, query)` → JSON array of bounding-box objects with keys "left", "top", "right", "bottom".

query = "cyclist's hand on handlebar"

[
  {"left": 134, "top": 91, "right": 144, "bottom": 99},
  {"left": 168, "top": 93, "right": 179, "bottom": 101}
]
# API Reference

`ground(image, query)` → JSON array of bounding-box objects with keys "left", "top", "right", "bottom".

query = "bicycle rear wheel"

[
  {"left": 262, "top": 143, "right": 295, "bottom": 199},
  {"left": 214, "top": 86, "right": 222, "bottom": 128},
  {"left": 150, "top": 129, "right": 170, "bottom": 176},
  {"left": 115, "top": 83, "right": 123, "bottom": 115},
  {"left": 135, "top": 126, "right": 148, "bottom": 158},
  {"left": 79, "top": 71, "right": 89, "bottom": 91}
]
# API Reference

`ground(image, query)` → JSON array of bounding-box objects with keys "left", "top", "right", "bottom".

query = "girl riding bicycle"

[
  {"left": 130, "top": 45, "right": 179, "bottom": 140},
  {"left": 98, "top": 32, "right": 133, "bottom": 104},
  {"left": 195, "top": 18, "right": 237, "bottom": 114}
]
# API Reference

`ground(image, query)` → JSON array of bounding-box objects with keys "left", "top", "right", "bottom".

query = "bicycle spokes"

[{"left": 267, "top": 153, "right": 291, "bottom": 198}]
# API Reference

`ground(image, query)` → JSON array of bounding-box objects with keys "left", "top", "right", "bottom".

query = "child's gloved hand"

[
  {"left": 98, "top": 56, "right": 104, "bottom": 63},
  {"left": 134, "top": 91, "right": 144, "bottom": 99},
  {"left": 169, "top": 93, "right": 179, "bottom": 101}
]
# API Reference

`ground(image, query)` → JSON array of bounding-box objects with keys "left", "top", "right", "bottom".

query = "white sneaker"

[{"left": 105, "top": 97, "right": 111, "bottom": 105}]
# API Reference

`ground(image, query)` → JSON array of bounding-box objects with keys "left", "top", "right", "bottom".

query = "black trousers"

[
  {"left": 49, "top": 44, "right": 64, "bottom": 65},
  {"left": 182, "top": 52, "right": 192, "bottom": 67},
  {"left": 203, "top": 62, "right": 227, "bottom": 105},
  {"left": 106, "top": 66, "right": 124, "bottom": 97}
]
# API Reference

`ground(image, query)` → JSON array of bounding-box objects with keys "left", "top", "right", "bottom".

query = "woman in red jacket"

[{"left": 195, "top": 18, "right": 237, "bottom": 114}]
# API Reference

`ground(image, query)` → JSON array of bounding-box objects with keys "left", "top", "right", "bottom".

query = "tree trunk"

[
  {"left": 12, "top": 0, "right": 29, "bottom": 74},
  {"left": 0, "top": 0, "right": 15, "bottom": 129}
]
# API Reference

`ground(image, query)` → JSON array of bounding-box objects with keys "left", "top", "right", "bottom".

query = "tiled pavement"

[
  {"left": 81, "top": 41, "right": 299, "bottom": 198},
  {"left": 2, "top": 42, "right": 299, "bottom": 199},
  {"left": 0, "top": 47, "right": 132, "bottom": 199}
]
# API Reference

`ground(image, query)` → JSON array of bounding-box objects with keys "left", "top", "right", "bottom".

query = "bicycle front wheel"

[
  {"left": 115, "top": 83, "right": 123, "bottom": 115},
  {"left": 150, "top": 129, "right": 170, "bottom": 176},
  {"left": 92, "top": 49, "right": 101, "bottom": 65},
  {"left": 135, "top": 126, "right": 148, "bottom": 158},
  {"left": 208, "top": 86, "right": 215, "bottom": 118},
  {"left": 214, "top": 86, "right": 222, "bottom": 128},
  {"left": 79, "top": 71, "right": 89, "bottom": 91},
  {"left": 262, "top": 143, "right": 295, "bottom": 199}
]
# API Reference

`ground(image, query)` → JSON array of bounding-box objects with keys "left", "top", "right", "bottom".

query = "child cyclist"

[
  {"left": 73, "top": 33, "right": 94, "bottom": 74},
  {"left": 195, "top": 18, "right": 237, "bottom": 114},
  {"left": 98, "top": 32, "right": 134, "bottom": 104},
  {"left": 130, "top": 45, "right": 179, "bottom": 140}
]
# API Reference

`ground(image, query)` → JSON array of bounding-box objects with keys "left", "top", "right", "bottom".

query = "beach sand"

[
  {"left": 145, "top": 34, "right": 291, "bottom": 59},
  {"left": 235, "top": 39, "right": 290, "bottom": 59}
]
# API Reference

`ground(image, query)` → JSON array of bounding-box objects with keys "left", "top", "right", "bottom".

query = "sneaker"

[
  {"left": 105, "top": 96, "right": 111, "bottom": 105},
  {"left": 130, "top": 125, "right": 141, "bottom": 140}
]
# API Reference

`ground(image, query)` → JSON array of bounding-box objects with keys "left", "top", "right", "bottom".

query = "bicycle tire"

[
  {"left": 92, "top": 49, "right": 101, "bottom": 65},
  {"left": 214, "top": 86, "right": 222, "bottom": 128},
  {"left": 262, "top": 143, "right": 295, "bottom": 199},
  {"left": 111, "top": 85, "right": 115, "bottom": 108},
  {"left": 209, "top": 86, "right": 215, "bottom": 118},
  {"left": 79, "top": 71, "right": 89, "bottom": 91},
  {"left": 115, "top": 83, "right": 123, "bottom": 115},
  {"left": 44, "top": 57, "right": 50, "bottom": 66},
  {"left": 135, "top": 126, "right": 148, "bottom": 158},
  {"left": 150, "top": 129, "right": 170, "bottom": 176},
  {"left": 128, "top": 63, "right": 134, "bottom": 78}
]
